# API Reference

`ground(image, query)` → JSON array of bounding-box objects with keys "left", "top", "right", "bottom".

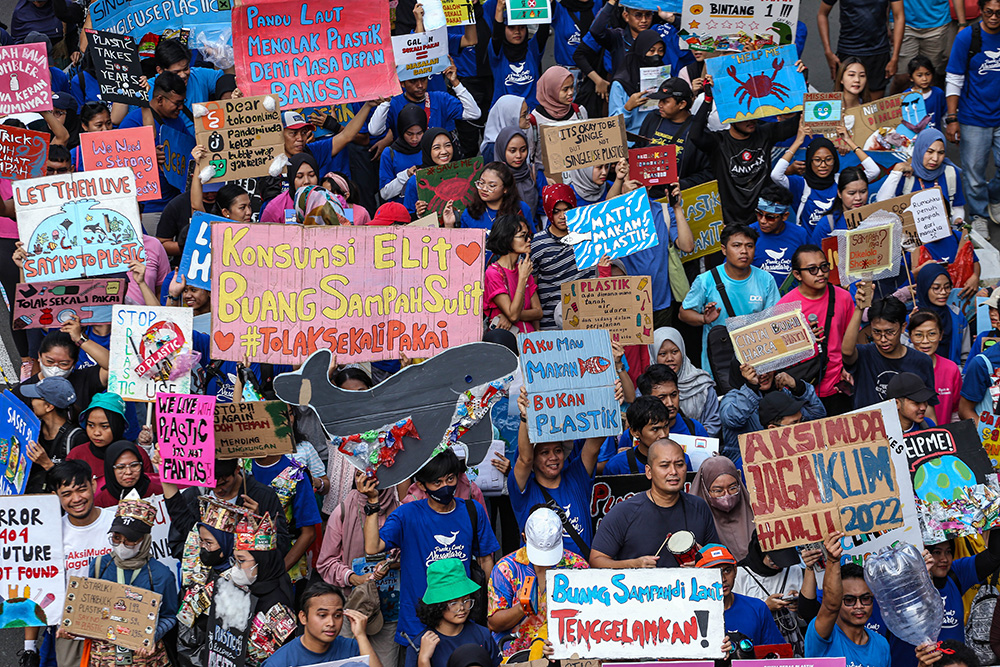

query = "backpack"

[
  {"left": 965, "top": 578, "right": 999, "bottom": 665},
  {"left": 968, "top": 22, "right": 983, "bottom": 72},
  {"left": 706, "top": 267, "right": 738, "bottom": 395}
]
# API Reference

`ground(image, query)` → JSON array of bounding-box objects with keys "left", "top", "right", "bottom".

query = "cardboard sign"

[
  {"left": 0, "top": 125, "right": 49, "bottom": 180},
  {"left": 705, "top": 45, "right": 806, "bottom": 124},
  {"left": 0, "top": 495, "right": 65, "bottom": 627},
  {"left": 507, "top": 0, "right": 551, "bottom": 24},
  {"left": 519, "top": 330, "right": 621, "bottom": 443},
  {"left": 214, "top": 400, "right": 296, "bottom": 459},
  {"left": 108, "top": 305, "right": 194, "bottom": 401},
  {"left": 232, "top": 0, "right": 400, "bottom": 106},
  {"left": 803, "top": 92, "right": 844, "bottom": 133},
  {"left": 14, "top": 169, "right": 145, "bottom": 283},
  {"left": 844, "top": 222, "right": 895, "bottom": 278},
  {"left": 409, "top": 213, "right": 440, "bottom": 227},
  {"left": 564, "top": 188, "right": 658, "bottom": 270},
  {"left": 726, "top": 304, "right": 816, "bottom": 374},
  {"left": 540, "top": 116, "right": 628, "bottom": 175},
  {"left": 12, "top": 278, "right": 127, "bottom": 330},
  {"left": 156, "top": 393, "right": 217, "bottom": 487},
  {"left": 178, "top": 211, "right": 225, "bottom": 291},
  {"left": 546, "top": 568, "right": 725, "bottom": 660},
  {"left": 560, "top": 276, "right": 654, "bottom": 345},
  {"left": 0, "top": 390, "right": 39, "bottom": 495},
  {"left": 86, "top": 30, "right": 146, "bottom": 106},
  {"left": 740, "top": 408, "right": 905, "bottom": 551},
  {"left": 62, "top": 576, "right": 162, "bottom": 652},
  {"left": 392, "top": 28, "right": 449, "bottom": 81},
  {"left": 679, "top": 180, "right": 723, "bottom": 263},
  {"left": 679, "top": 0, "right": 798, "bottom": 52},
  {"left": 0, "top": 304, "right": 20, "bottom": 389},
  {"left": 843, "top": 190, "right": 922, "bottom": 250},
  {"left": 210, "top": 222, "right": 486, "bottom": 364},
  {"left": 89, "top": 0, "right": 231, "bottom": 44},
  {"left": 846, "top": 91, "right": 927, "bottom": 153},
  {"left": 629, "top": 146, "right": 677, "bottom": 187},
  {"left": 80, "top": 127, "right": 161, "bottom": 202},
  {"left": 0, "top": 44, "right": 52, "bottom": 115},
  {"left": 194, "top": 95, "right": 284, "bottom": 183},
  {"left": 416, "top": 156, "right": 485, "bottom": 222}
]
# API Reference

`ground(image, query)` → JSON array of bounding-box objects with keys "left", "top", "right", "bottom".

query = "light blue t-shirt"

[
  {"left": 805, "top": 617, "right": 892, "bottom": 667},
  {"left": 902, "top": 0, "right": 951, "bottom": 30}
]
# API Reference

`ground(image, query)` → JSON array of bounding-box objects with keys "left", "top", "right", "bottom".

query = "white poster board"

[
  {"left": 392, "top": 28, "right": 449, "bottom": 82},
  {"left": 670, "top": 433, "right": 720, "bottom": 471},
  {"left": 0, "top": 495, "right": 65, "bottom": 627},
  {"left": 910, "top": 187, "right": 951, "bottom": 244},
  {"left": 108, "top": 305, "right": 194, "bottom": 401}
]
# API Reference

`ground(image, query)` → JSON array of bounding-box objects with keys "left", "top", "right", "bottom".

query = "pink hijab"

[{"left": 536, "top": 66, "right": 573, "bottom": 119}]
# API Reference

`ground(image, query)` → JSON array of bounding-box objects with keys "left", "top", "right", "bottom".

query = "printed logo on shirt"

[
  {"left": 558, "top": 503, "right": 586, "bottom": 540},
  {"left": 759, "top": 247, "right": 792, "bottom": 276},
  {"left": 875, "top": 370, "right": 898, "bottom": 401},
  {"left": 806, "top": 196, "right": 836, "bottom": 225},
  {"left": 505, "top": 63, "right": 535, "bottom": 88},
  {"left": 978, "top": 49, "right": 1000, "bottom": 75},
  {"left": 729, "top": 148, "right": 765, "bottom": 177},
  {"left": 568, "top": 27, "right": 581, "bottom": 47},
  {"left": 749, "top": 294, "right": 763, "bottom": 303},
  {"left": 941, "top": 594, "right": 960, "bottom": 628},
  {"left": 426, "top": 532, "right": 470, "bottom": 566}
]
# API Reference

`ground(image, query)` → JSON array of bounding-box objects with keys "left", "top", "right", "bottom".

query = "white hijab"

[
  {"left": 481, "top": 95, "right": 526, "bottom": 155},
  {"left": 647, "top": 327, "right": 715, "bottom": 421}
]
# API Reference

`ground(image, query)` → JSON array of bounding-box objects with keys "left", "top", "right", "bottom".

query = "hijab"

[
  {"left": 496, "top": 126, "right": 537, "bottom": 214},
  {"left": 611, "top": 30, "right": 665, "bottom": 96},
  {"left": 481, "top": 96, "right": 525, "bottom": 155},
  {"left": 804, "top": 137, "right": 839, "bottom": 190},
  {"left": 447, "top": 644, "right": 496, "bottom": 667},
  {"left": 102, "top": 440, "right": 152, "bottom": 501},
  {"left": 536, "top": 66, "right": 573, "bottom": 119},
  {"left": 691, "top": 456, "right": 755, "bottom": 562},
  {"left": 499, "top": 11, "right": 530, "bottom": 62},
  {"left": 915, "top": 262, "right": 955, "bottom": 357},
  {"left": 391, "top": 103, "right": 428, "bottom": 156},
  {"left": 248, "top": 549, "right": 294, "bottom": 613},
  {"left": 111, "top": 534, "right": 153, "bottom": 570},
  {"left": 648, "top": 328, "right": 715, "bottom": 421},
  {"left": 912, "top": 128, "right": 951, "bottom": 182},
  {"left": 285, "top": 153, "right": 319, "bottom": 195},
  {"left": 198, "top": 523, "right": 235, "bottom": 573},
  {"left": 563, "top": 165, "right": 606, "bottom": 203},
  {"left": 421, "top": 128, "right": 452, "bottom": 168}
]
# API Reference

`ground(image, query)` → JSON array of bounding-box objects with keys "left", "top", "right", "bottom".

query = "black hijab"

[
  {"left": 421, "top": 128, "right": 452, "bottom": 168},
  {"left": 611, "top": 30, "right": 665, "bottom": 96},
  {"left": 286, "top": 153, "right": 319, "bottom": 195},
  {"left": 560, "top": 0, "right": 595, "bottom": 32},
  {"left": 804, "top": 137, "right": 840, "bottom": 190},
  {"left": 249, "top": 549, "right": 294, "bottom": 614},
  {"left": 500, "top": 14, "right": 530, "bottom": 63},
  {"left": 102, "top": 440, "right": 151, "bottom": 500},
  {"left": 392, "top": 103, "right": 428, "bottom": 156}
]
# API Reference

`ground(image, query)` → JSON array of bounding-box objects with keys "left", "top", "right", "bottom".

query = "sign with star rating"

[
  {"left": 628, "top": 146, "right": 677, "bottom": 187},
  {"left": 679, "top": 0, "right": 798, "bottom": 52}
]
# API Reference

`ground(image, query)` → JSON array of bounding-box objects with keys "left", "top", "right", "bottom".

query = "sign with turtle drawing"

[
  {"left": 13, "top": 168, "right": 145, "bottom": 283},
  {"left": 416, "top": 157, "right": 485, "bottom": 224},
  {"left": 705, "top": 44, "right": 806, "bottom": 124}
]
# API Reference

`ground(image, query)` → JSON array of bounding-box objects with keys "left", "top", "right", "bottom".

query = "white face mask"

[
  {"left": 229, "top": 564, "right": 257, "bottom": 587},
  {"left": 113, "top": 543, "right": 140, "bottom": 560},
  {"left": 40, "top": 363, "right": 72, "bottom": 379}
]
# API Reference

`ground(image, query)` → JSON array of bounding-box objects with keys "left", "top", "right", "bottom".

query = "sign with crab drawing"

[
  {"left": 13, "top": 168, "right": 145, "bottom": 283},
  {"left": 679, "top": 0, "right": 798, "bottom": 52},
  {"left": 416, "top": 156, "right": 485, "bottom": 224},
  {"left": 705, "top": 44, "right": 805, "bottom": 124}
]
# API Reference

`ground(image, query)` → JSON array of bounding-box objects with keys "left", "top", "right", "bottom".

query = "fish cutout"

[
  {"left": 273, "top": 343, "right": 519, "bottom": 488},
  {"left": 578, "top": 356, "right": 610, "bottom": 376}
]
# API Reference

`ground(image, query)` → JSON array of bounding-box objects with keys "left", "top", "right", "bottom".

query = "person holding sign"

[
  {"left": 94, "top": 440, "right": 163, "bottom": 507},
  {"left": 483, "top": 215, "right": 543, "bottom": 332},
  {"left": 405, "top": 129, "right": 462, "bottom": 217},
  {"left": 378, "top": 105, "right": 429, "bottom": 205},
  {"left": 608, "top": 30, "right": 665, "bottom": 136},
  {"left": 913, "top": 264, "right": 971, "bottom": 364},
  {"left": 67, "top": 393, "right": 152, "bottom": 491},
  {"left": 809, "top": 166, "right": 872, "bottom": 245},
  {"left": 878, "top": 129, "right": 966, "bottom": 222},
  {"left": 636, "top": 78, "right": 713, "bottom": 190},
  {"left": 907, "top": 311, "right": 963, "bottom": 423},
  {"left": 22, "top": 375, "right": 87, "bottom": 492},
  {"left": 490, "top": 0, "right": 549, "bottom": 107}
]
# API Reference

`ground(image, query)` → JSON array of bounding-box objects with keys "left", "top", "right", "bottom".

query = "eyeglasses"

[
  {"left": 910, "top": 330, "right": 941, "bottom": 342},
  {"left": 447, "top": 597, "right": 476, "bottom": 610},
  {"left": 113, "top": 461, "right": 143, "bottom": 472},
  {"left": 811, "top": 156, "right": 836, "bottom": 166},
  {"left": 755, "top": 210, "right": 782, "bottom": 222},
  {"left": 797, "top": 263, "right": 831, "bottom": 275},
  {"left": 842, "top": 593, "right": 874, "bottom": 607},
  {"left": 871, "top": 327, "right": 899, "bottom": 340},
  {"left": 229, "top": 556, "right": 257, "bottom": 570},
  {"left": 109, "top": 534, "right": 140, "bottom": 547},
  {"left": 476, "top": 180, "right": 499, "bottom": 191},
  {"left": 514, "top": 232, "right": 530, "bottom": 240},
  {"left": 708, "top": 483, "right": 741, "bottom": 497},
  {"left": 929, "top": 282, "right": 953, "bottom": 293},
  {"left": 983, "top": 7, "right": 1000, "bottom": 16}
]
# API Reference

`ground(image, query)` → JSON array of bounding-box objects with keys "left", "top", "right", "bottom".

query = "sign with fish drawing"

[
  {"left": 563, "top": 188, "right": 658, "bottom": 270},
  {"left": 518, "top": 330, "right": 621, "bottom": 443}
]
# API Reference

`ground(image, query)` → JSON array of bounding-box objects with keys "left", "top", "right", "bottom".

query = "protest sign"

[
  {"left": 0, "top": 125, "right": 49, "bottom": 180},
  {"left": 841, "top": 220, "right": 898, "bottom": 281},
  {"left": 540, "top": 116, "right": 628, "bottom": 175},
  {"left": 672, "top": 433, "right": 720, "bottom": 471},
  {"left": 0, "top": 390, "right": 39, "bottom": 495},
  {"left": 639, "top": 65, "right": 672, "bottom": 110},
  {"left": 146, "top": 494, "right": 179, "bottom": 575},
  {"left": 560, "top": 276, "right": 654, "bottom": 344},
  {"left": 86, "top": 30, "right": 146, "bottom": 106},
  {"left": 507, "top": 0, "right": 551, "bottom": 24},
  {"left": 0, "top": 495, "right": 65, "bottom": 627},
  {"left": 679, "top": 180, "right": 723, "bottom": 263},
  {"left": 0, "top": 44, "right": 52, "bottom": 115},
  {"left": 158, "top": 121, "right": 194, "bottom": 192},
  {"left": 590, "top": 474, "right": 648, "bottom": 531},
  {"left": 803, "top": 93, "right": 844, "bottom": 134},
  {"left": 62, "top": 576, "right": 162, "bottom": 652},
  {"left": 232, "top": 0, "right": 400, "bottom": 106},
  {"left": 845, "top": 91, "right": 927, "bottom": 154},
  {"left": 442, "top": 0, "right": 475, "bottom": 24},
  {"left": 519, "top": 330, "right": 621, "bottom": 443},
  {"left": 909, "top": 187, "right": 951, "bottom": 244},
  {"left": 89, "top": 0, "right": 231, "bottom": 47},
  {"left": 108, "top": 305, "right": 194, "bottom": 401},
  {"left": 14, "top": 169, "right": 144, "bottom": 282},
  {"left": 210, "top": 222, "right": 486, "bottom": 364},
  {"left": 564, "top": 188, "right": 658, "bottom": 270},
  {"left": 843, "top": 191, "right": 923, "bottom": 250},
  {"left": 392, "top": 28, "right": 449, "bottom": 81},
  {"left": 726, "top": 302, "right": 817, "bottom": 374},
  {"left": 419, "top": 0, "right": 447, "bottom": 29},
  {"left": 679, "top": 0, "right": 798, "bottom": 52},
  {"left": 0, "top": 303, "right": 20, "bottom": 389},
  {"left": 13, "top": 278, "right": 127, "bottom": 330},
  {"left": 156, "top": 393, "right": 217, "bottom": 487},
  {"left": 733, "top": 661, "right": 846, "bottom": 667},
  {"left": 705, "top": 45, "right": 805, "bottom": 124},
  {"left": 416, "top": 156, "right": 485, "bottom": 221},
  {"left": 215, "top": 400, "right": 295, "bottom": 459},
  {"left": 621, "top": 0, "right": 682, "bottom": 10},
  {"left": 207, "top": 607, "right": 250, "bottom": 667},
  {"left": 409, "top": 213, "right": 440, "bottom": 227},
  {"left": 629, "top": 146, "right": 677, "bottom": 187},
  {"left": 546, "top": 568, "right": 725, "bottom": 659},
  {"left": 194, "top": 95, "right": 284, "bottom": 182},
  {"left": 80, "top": 127, "right": 161, "bottom": 202},
  {"left": 178, "top": 212, "right": 225, "bottom": 291}
]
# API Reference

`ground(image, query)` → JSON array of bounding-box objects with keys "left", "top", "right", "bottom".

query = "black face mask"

[
  {"left": 200, "top": 547, "right": 226, "bottom": 567},
  {"left": 642, "top": 54, "right": 664, "bottom": 68}
]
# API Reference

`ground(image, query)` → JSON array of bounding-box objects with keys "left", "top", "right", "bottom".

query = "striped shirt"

[{"left": 530, "top": 227, "right": 593, "bottom": 329}]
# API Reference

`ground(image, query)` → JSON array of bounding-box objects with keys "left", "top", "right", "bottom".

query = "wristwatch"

[
  {"left": 364, "top": 502, "right": 381, "bottom": 516},
  {"left": 945, "top": 115, "right": 959, "bottom": 124},
  {"left": 75, "top": 334, "right": 88, "bottom": 347}
]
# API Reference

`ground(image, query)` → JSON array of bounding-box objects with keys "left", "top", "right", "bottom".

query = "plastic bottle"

[{"left": 863, "top": 543, "right": 944, "bottom": 646}]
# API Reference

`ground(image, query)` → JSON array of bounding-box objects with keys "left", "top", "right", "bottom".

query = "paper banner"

[
  {"left": 678, "top": 180, "right": 723, "bottom": 263},
  {"left": 629, "top": 145, "right": 677, "bottom": 187},
  {"left": 678, "top": 0, "right": 798, "bottom": 52},
  {"left": 215, "top": 400, "right": 295, "bottom": 459},
  {"left": 560, "top": 276, "right": 654, "bottom": 345},
  {"left": 416, "top": 156, "right": 484, "bottom": 222},
  {"left": 0, "top": 125, "right": 49, "bottom": 181},
  {"left": 845, "top": 91, "right": 927, "bottom": 154},
  {"left": 0, "top": 390, "right": 39, "bottom": 495},
  {"left": 803, "top": 92, "right": 844, "bottom": 134},
  {"left": 0, "top": 44, "right": 52, "bottom": 115},
  {"left": 156, "top": 393, "right": 217, "bottom": 487},
  {"left": 210, "top": 222, "right": 486, "bottom": 364},
  {"left": 909, "top": 187, "right": 951, "bottom": 244},
  {"left": 843, "top": 190, "right": 925, "bottom": 251},
  {"left": 178, "top": 211, "right": 226, "bottom": 291},
  {"left": 519, "top": 330, "right": 621, "bottom": 443},
  {"left": 14, "top": 169, "right": 145, "bottom": 283},
  {"left": 86, "top": 30, "right": 147, "bottom": 107},
  {"left": 89, "top": 0, "right": 232, "bottom": 47},
  {"left": 232, "top": 0, "right": 401, "bottom": 106},
  {"left": 546, "top": 568, "right": 725, "bottom": 660},
  {"left": 12, "top": 278, "right": 127, "bottom": 330},
  {"left": 62, "top": 576, "right": 162, "bottom": 652},
  {"left": 0, "top": 495, "right": 65, "bottom": 627},
  {"left": 726, "top": 302, "right": 817, "bottom": 374},
  {"left": 108, "top": 305, "right": 194, "bottom": 401},
  {"left": 506, "top": 0, "right": 552, "bottom": 25},
  {"left": 442, "top": 0, "right": 475, "bottom": 25},
  {"left": 705, "top": 45, "right": 805, "bottom": 124},
  {"left": 80, "top": 127, "right": 161, "bottom": 202},
  {"left": 540, "top": 115, "right": 628, "bottom": 175},
  {"left": 194, "top": 95, "right": 285, "bottom": 183},
  {"left": 564, "top": 188, "right": 658, "bottom": 270},
  {"left": 392, "top": 27, "right": 449, "bottom": 82}
]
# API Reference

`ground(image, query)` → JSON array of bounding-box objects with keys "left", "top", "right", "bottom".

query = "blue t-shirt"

[
  {"left": 508, "top": 455, "right": 594, "bottom": 556},
  {"left": 805, "top": 617, "right": 892, "bottom": 667},
  {"left": 262, "top": 636, "right": 359, "bottom": 667},
  {"left": 119, "top": 106, "right": 193, "bottom": 193},
  {"left": 918, "top": 87, "right": 948, "bottom": 131},
  {"left": 69, "top": 70, "right": 103, "bottom": 110},
  {"left": 489, "top": 39, "right": 542, "bottom": 107},
  {"left": 380, "top": 499, "right": 500, "bottom": 645},
  {"left": 961, "top": 342, "right": 1000, "bottom": 399},
  {"left": 379, "top": 146, "right": 423, "bottom": 201},
  {"left": 750, "top": 221, "right": 811, "bottom": 286},
  {"left": 887, "top": 164, "right": 965, "bottom": 210},
  {"left": 387, "top": 92, "right": 463, "bottom": 134},
  {"left": 148, "top": 67, "right": 225, "bottom": 135},
  {"left": 725, "top": 593, "right": 784, "bottom": 646},
  {"left": 403, "top": 623, "right": 502, "bottom": 667},
  {"left": 810, "top": 210, "right": 848, "bottom": 246},
  {"left": 620, "top": 201, "right": 679, "bottom": 312},
  {"left": 948, "top": 24, "right": 1000, "bottom": 127},
  {"left": 458, "top": 201, "right": 534, "bottom": 238},
  {"left": 306, "top": 137, "right": 351, "bottom": 181},
  {"left": 449, "top": 26, "right": 478, "bottom": 78},
  {"left": 250, "top": 456, "right": 322, "bottom": 530},
  {"left": 786, "top": 176, "right": 839, "bottom": 232},
  {"left": 902, "top": 0, "right": 951, "bottom": 30},
  {"left": 551, "top": 2, "right": 585, "bottom": 67}
]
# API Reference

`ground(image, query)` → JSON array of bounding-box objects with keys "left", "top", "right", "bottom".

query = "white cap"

[{"left": 525, "top": 507, "right": 563, "bottom": 567}]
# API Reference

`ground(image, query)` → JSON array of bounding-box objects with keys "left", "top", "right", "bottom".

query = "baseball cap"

[
  {"left": 51, "top": 91, "right": 77, "bottom": 111},
  {"left": 696, "top": 543, "right": 737, "bottom": 568},
  {"left": 758, "top": 392, "right": 807, "bottom": 427},
  {"left": 886, "top": 372, "right": 937, "bottom": 403},
  {"left": 986, "top": 287, "right": 1000, "bottom": 310},
  {"left": 524, "top": 507, "right": 563, "bottom": 566},
  {"left": 21, "top": 376, "right": 77, "bottom": 409},
  {"left": 370, "top": 202, "right": 412, "bottom": 226},
  {"left": 282, "top": 111, "right": 314, "bottom": 130},
  {"left": 647, "top": 77, "right": 693, "bottom": 102}
]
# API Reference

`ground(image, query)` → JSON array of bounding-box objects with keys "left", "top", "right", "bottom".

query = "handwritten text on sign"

[
  {"left": 108, "top": 305, "right": 194, "bottom": 401},
  {"left": 63, "top": 576, "right": 161, "bottom": 652},
  {"left": 0, "top": 495, "right": 65, "bottom": 628},
  {"left": 540, "top": 115, "right": 628, "bottom": 174},
  {"left": 679, "top": 181, "right": 722, "bottom": 263},
  {"left": 210, "top": 222, "right": 486, "bottom": 364},
  {"left": 80, "top": 126, "right": 160, "bottom": 202},
  {"left": 215, "top": 400, "right": 295, "bottom": 459},
  {"left": 565, "top": 188, "right": 658, "bottom": 270},
  {"left": 0, "top": 125, "right": 49, "bottom": 180},
  {"left": 194, "top": 95, "right": 284, "bottom": 183},
  {"left": 546, "top": 569, "right": 725, "bottom": 660},
  {"left": 13, "top": 278, "right": 127, "bottom": 330},
  {"left": 156, "top": 393, "right": 216, "bottom": 487},
  {"left": 561, "top": 276, "right": 653, "bottom": 345},
  {"left": 727, "top": 304, "right": 816, "bottom": 375},
  {"left": 740, "top": 409, "right": 903, "bottom": 551},
  {"left": 0, "top": 44, "right": 52, "bottom": 115},
  {"left": 845, "top": 222, "right": 894, "bottom": 278}
]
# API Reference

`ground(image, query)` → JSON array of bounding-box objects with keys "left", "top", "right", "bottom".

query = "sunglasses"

[
  {"left": 755, "top": 210, "right": 782, "bottom": 222},
  {"left": 842, "top": 593, "right": 874, "bottom": 607}
]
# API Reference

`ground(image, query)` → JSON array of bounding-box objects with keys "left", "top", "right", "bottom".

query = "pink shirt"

[
  {"left": 484, "top": 263, "right": 538, "bottom": 333},
  {"left": 779, "top": 285, "right": 856, "bottom": 398},
  {"left": 261, "top": 192, "right": 372, "bottom": 226},
  {"left": 125, "top": 235, "right": 169, "bottom": 305},
  {"left": 933, "top": 354, "right": 962, "bottom": 424},
  {"left": 0, "top": 179, "right": 16, "bottom": 238}
]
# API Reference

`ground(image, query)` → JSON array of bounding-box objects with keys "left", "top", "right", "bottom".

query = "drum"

[{"left": 666, "top": 530, "right": 699, "bottom": 565}]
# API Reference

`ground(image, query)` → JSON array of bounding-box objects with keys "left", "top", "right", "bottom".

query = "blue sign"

[
  {"left": 565, "top": 188, "right": 658, "bottom": 270},
  {"left": 179, "top": 211, "right": 227, "bottom": 290},
  {"left": 157, "top": 120, "right": 195, "bottom": 193},
  {"left": 706, "top": 44, "right": 806, "bottom": 124},
  {"left": 0, "top": 390, "right": 39, "bottom": 495},
  {"left": 89, "top": 0, "right": 232, "bottom": 49}
]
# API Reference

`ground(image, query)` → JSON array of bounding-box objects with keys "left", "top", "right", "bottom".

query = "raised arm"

[
  {"left": 814, "top": 531, "right": 845, "bottom": 640},
  {"left": 512, "top": 387, "right": 534, "bottom": 491}
]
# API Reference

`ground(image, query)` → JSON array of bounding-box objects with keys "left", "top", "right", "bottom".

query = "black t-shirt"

[
  {"left": 638, "top": 114, "right": 712, "bottom": 190},
  {"left": 850, "top": 344, "right": 938, "bottom": 410},
  {"left": 13, "top": 365, "right": 105, "bottom": 424},
  {"left": 823, "top": 0, "right": 891, "bottom": 56},
  {"left": 155, "top": 193, "right": 192, "bottom": 250},
  {"left": 25, "top": 423, "right": 88, "bottom": 493},
  {"left": 591, "top": 491, "right": 719, "bottom": 567}
]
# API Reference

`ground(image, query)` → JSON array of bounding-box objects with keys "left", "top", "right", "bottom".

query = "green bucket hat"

[
  {"left": 79, "top": 392, "right": 127, "bottom": 425},
  {"left": 422, "top": 558, "right": 480, "bottom": 605}
]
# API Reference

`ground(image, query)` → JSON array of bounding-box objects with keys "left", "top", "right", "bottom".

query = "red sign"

[
  {"left": 628, "top": 145, "right": 677, "bottom": 187},
  {"left": 0, "top": 125, "right": 49, "bottom": 180}
]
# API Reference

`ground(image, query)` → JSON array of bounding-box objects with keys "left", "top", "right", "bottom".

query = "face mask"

[
  {"left": 200, "top": 548, "right": 226, "bottom": 567},
  {"left": 427, "top": 483, "right": 457, "bottom": 505},
  {"left": 40, "top": 363, "right": 71, "bottom": 379},
  {"left": 709, "top": 493, "right": 740, "bottom": 512},
  {"left": 642, "top": 54, "right": 663, "bottom": 68},
  {"left": 113, "top": 543, "right": 140, "bottom": 560},
  {"left": 229, "top": 564, "right": 257, "bottom": 587}
]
